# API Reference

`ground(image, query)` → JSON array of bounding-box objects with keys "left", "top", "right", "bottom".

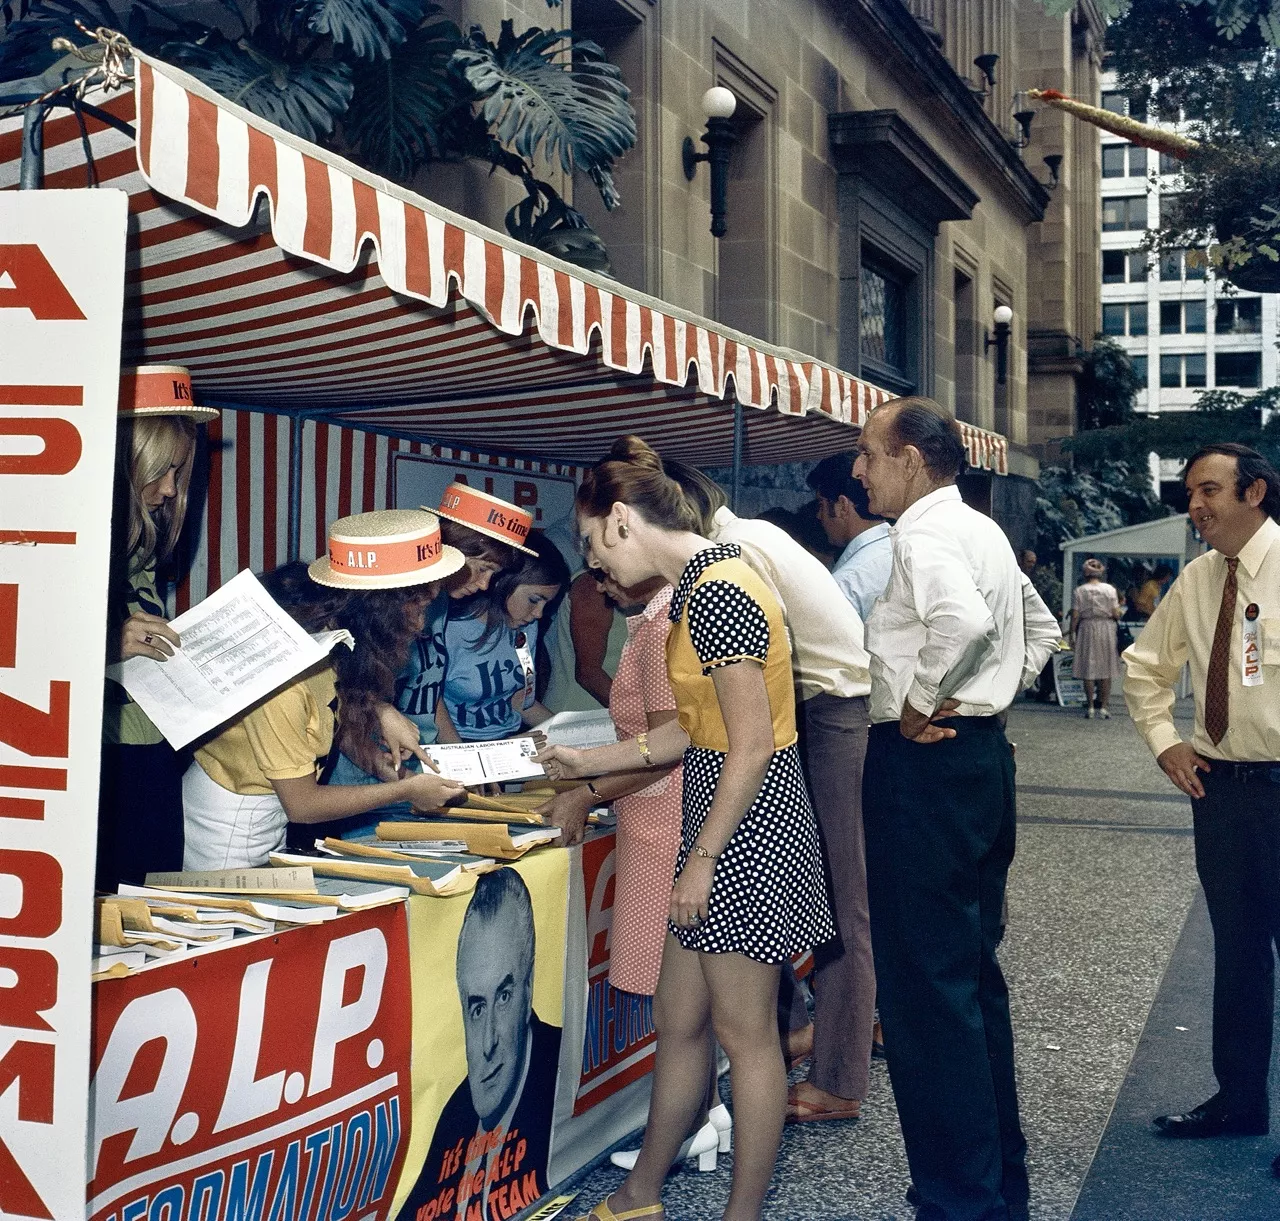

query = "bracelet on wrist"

[
  {"left": 636, "top": 732, "right": 654, "bottom": 767},
  {"left": 586, "top": 780, "right": 603, "bottom": 800},
  {"left": 692, "top": 843, "right": 719, "bottom": 861}
]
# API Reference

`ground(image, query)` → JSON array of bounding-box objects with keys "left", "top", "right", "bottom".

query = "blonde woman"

[{"left": 98, "top": 367, "right": 217, "bottom": 889}]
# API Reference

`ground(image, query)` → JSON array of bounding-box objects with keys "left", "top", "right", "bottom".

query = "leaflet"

[
  {"left": 107, "top": 569, "right": 353, "bottom": 748},
  {"left": 539, "top": 708, "right": 619, "bottom": 749},
  {"left": 424, "top": 737, "right": 545, "bottom": 786}
]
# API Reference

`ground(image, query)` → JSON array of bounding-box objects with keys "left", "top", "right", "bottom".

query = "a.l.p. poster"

[{"left": 0, "top": 189, "right": 128, "bottom": 1221}]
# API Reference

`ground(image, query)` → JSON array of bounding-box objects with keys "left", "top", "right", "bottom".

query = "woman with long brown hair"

[
  {"left": 539, "top": 437, "right": 833, "bottom": 1221},
  {"left": 98, "top": 367, "right": 217, "bottom": 888}
]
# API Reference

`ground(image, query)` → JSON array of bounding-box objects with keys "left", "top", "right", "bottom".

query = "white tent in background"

[{"left": 1059, "top": 513, "right": 1204, "bottom": 616}]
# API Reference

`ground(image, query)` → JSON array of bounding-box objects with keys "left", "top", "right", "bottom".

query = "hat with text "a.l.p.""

[{"left": 308, "top": 509, "right": 466, "bottom": 590}]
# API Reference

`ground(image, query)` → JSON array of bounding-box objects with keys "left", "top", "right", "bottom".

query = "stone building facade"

[{"left": 423, "top": 0, "right": 1106, "bottom": 543}]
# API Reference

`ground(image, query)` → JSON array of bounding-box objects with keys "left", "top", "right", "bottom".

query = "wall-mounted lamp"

[
  {"left": 683, "top": 86, "right": 738, "bottom": 238},
  {"left": 1010, "top": 90, "right": 1035, "bottom": 149},
  {"left": 974, "top": 53, "right": 999, "bottom": 89},
  {"left": 984, "top": 304, "right": 1013, "bottom": 385},
  {"left": 1041, "top": 153, "right": 1062, "bottom": 189}
]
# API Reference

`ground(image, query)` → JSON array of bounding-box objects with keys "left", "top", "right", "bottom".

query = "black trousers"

[
  {"left": 1193, "top": 761, "right": 1280, "bottom": 1121},
  {"left": 863, "top": 717, "right": 1027, "bottom": 1221},
  {"left": 97, "top": 741, "right": 186, "bottom": 889}
]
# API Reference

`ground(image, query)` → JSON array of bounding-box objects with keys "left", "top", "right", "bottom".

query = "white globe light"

[
  {"left": 702, "top": 86, "right": 737, "bottom": 120},
  {"left": 993, "top": 304, "right": 1013, "bottom": 325}
]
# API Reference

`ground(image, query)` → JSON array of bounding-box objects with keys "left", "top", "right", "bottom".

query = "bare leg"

[
  {"left": 610, "top": 934, "right": 712, "bottom": 1213},
  {"left": 1098, "top": 678, "right": 1112, "bottom": 707},
  {"left": 706, "top": 952, "right": 785, "bottom": 1221},
  {"left": 1082, "top": 679, "right": 1095, "bottom": 708}
]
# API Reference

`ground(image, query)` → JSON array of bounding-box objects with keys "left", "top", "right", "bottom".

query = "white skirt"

[{"left": 182, "top": 761, "right": 288, "bottom": 870}]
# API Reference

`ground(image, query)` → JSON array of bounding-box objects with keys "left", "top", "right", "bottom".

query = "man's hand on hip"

[
  {"left": 900, "top": 699, "right": 960, "bottom": 744},
  {"left": 1157, "top": 741, "right": 1211, "bottom": 799}
]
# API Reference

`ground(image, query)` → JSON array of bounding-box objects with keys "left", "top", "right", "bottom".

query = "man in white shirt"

[
  {"left": 1123, "top": 444, "right": 1280, "bottom": 1171},
  {"left": 854, "top": 397, "right": 1057, "bottom": 1221},
  {"left": 665, "top": 458, "right": 880, "bottom": 1126},
  {"left": 806, "top": 451, "right": 893, "bottom": 622}
]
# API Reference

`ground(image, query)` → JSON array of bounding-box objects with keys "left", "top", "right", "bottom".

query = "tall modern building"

[{"left": 1098, "top": 67, "right": 1278, "bottom": 489}]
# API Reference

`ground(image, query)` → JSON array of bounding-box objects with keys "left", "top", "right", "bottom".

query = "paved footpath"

[{"left": 555, "top": 695, "right": 1211, "bottom": 1220}]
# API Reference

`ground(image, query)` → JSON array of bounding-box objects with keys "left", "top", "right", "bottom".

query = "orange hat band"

[
  {"left": 120, "top": 368, "right": 197, "bottom": 413},
  {"left": 328, "top": 531, "right": 444, "bottom": 577},
  {"left": 438, "top": 484, "right": 533, "bottom": 547}
]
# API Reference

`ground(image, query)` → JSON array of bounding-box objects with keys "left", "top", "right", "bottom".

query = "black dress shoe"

[{"left": 1153, "top": 1099, "right": 1269, "bottom": 1138}]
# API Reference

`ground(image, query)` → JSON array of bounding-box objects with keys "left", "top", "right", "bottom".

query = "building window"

[
  {"left": 1102, "top": 91, "right": 1146, "bottom": 120},
  {"left": 859, "top": 257, "right": 913, "bottom": 391},
  {"left": 1103, "top": 250, "right": 1148, "bottom": 283},
  {"left": 1130, "top": 354, "right": 1148, "bottom": 385},
  {"left": 1160, "top": 249, "right": 1206, "bottom": 282},
  {"left": 1160, "top": 353, "right": 1205, "bottom": 388},
  {"left": 1160, "top": 251, "right": 1182, "bottom": 281},
  {"left": 1103, "top": 143, "right": 1148, "bottom": 177},
  {"left": 1159, "top": 194, "right": 1183, "bottom": 226},
  {"left": 1159, "top": 152, "right": 1182, "bottom": 175},
  {"left": 1103, "top": 196, "right": 1147, "bottom": 231},
  {"left": 1216, "top": 351, "right": 1262, "bottom": 388},
  {"left": 1129, "top": 251, "right": 1149, "bottom": 281},
  {"left": 1160, "top": 301, "right": 1182, "bottom": 334},
  {"left": 1216, "top": 298, "right": 1262, "bottom": 334},
  {"left": 1103, "top": 302, "right": 1147, "bottom": 336},
  {"left": 1185, "top": 252, "right": 1206, "bottom": 281},
  {"left": 1184, "top": 300, "right": 1206, "bottom": 333}
]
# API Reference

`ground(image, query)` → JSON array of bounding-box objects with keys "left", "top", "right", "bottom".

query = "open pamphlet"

[
  {"left": 540, "top": 708, "right": 619, "bottom": 749},
  {"left": 424, "top": 737, "right": 545, "bottom": 786},
  {"left": 378, "top": 817, "right": 561, "bottom": 861},
  {"left": 107, "top": 569, "right": 353, "bottom": 749}
]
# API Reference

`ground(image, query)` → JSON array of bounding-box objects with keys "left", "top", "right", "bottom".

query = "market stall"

[{"left": 0, "top": 48, "right": 1014, "bottom": 1221}]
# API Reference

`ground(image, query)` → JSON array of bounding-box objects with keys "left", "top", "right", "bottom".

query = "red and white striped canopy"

[{"left": 0, "top": 51, "right": 1008, "bottom": 473}]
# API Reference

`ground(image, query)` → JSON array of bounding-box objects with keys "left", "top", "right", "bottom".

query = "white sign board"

[
  {"left": 392, "top": 453, "right": 577, "bottom": 538},
  {"left": 0, "top": 190, "right": 128, "bottom": 1219}
]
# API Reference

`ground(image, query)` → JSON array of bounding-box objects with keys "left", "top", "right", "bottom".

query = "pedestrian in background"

[
  {"left": 1071, "top": 558, "right": 1125, "bottom": 719},
  {"left": 854, "top": 397, "right": 1057, "bottom": 1221},
  {"left": 1123, "top": 443, "right": 1280, "bottom": 1181}
]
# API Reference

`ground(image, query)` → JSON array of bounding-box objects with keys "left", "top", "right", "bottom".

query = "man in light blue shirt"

[{"left": 807, "top": 452, "right": 893, "bottom": 620}]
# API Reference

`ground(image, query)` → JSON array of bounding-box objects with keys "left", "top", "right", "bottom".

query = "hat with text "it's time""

[
  {"left": 308, "top": 509, "right": 466, "bottom": 590},
  {"left": 118, "top": 365, "right": 220, "bottom": 422},
  {"left": 429, "top": 482, "right": 537, "bottom": 556}
]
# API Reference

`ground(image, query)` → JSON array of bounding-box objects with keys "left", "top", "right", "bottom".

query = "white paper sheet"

[
  {"left": 539, "top": 708, "right": 619, "bottom": 749},
  {"left": 424, "top": 737, "right": 545, "bottom": 785},
  {"left": 107, "top": 569, "right": 353, "bottom": 748}
]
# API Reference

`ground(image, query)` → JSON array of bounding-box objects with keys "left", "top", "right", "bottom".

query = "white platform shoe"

[{"left": 609, "top": 1104, "right": 732, "bottom": 1173}]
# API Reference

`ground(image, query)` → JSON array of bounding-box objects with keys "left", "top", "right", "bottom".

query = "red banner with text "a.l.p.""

[{"left": 87, "top": 905, "right": 413, "bottom": 1221}]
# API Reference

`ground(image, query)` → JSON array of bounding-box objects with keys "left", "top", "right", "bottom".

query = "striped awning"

[{"left": 0, "top": 51, "right": 1009, "bottom": 474}]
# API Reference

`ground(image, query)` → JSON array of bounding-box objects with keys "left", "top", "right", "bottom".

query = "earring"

[{"left": 618, "top": 523, "right": 630, "bottom": 538}]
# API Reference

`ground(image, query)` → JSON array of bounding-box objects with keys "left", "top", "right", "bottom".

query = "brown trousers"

[{"left": 777, "top": 692, "right": 876, "bottom": 1100}]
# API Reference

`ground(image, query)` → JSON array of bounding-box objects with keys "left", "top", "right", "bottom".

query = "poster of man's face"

[{"left": 455, "top": 871, "right": 535, "bottom": 1128}]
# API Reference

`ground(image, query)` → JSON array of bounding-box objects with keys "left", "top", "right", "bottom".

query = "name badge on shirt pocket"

[{"left": 1243, "top": 604, "right": 1263, "bottom": 686}]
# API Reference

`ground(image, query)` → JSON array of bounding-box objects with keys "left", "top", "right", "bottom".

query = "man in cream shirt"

[
  {"left": 1123, "top": 443, "right": 1280, "bottom": 1176},
  {"left": 854, "top": 398, "right": 1058, "bottom": 1221},
  {"left": 666, "top": 458, "right": 879, "bottom": 1127}
]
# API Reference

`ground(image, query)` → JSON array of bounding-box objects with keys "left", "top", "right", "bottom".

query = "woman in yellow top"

[
  {"left": 99, "top": 366, "right": 220, "bottom": 888},
  {"left": 182, "top": 510, "right": 467, "bottom": 870},
  {"left": 539, "top": 437, "right": 834, "bottom": 1221}
]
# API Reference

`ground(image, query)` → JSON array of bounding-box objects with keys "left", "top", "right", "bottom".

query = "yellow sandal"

[{"left": 573, "top": 1196, "right": 664, "bottom": 1221}]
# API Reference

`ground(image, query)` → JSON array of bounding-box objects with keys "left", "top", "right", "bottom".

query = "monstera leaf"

[
  {"left": 294, "top": 0, "right": 435, "bottom": 61},
  {"left": 163, "top": 32, "right": 353, "bottom": 141},
  {"left": 343, "top": 6, "right": 467, "bottom": 181},
  {"left": 505, "top": 177, "right": 613, "bottom": 275},
  {"left": 453, "top": 21, "right": 635, "bottom": 204}
]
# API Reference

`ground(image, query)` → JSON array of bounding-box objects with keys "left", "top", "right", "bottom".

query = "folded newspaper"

[{"left": 107, "top": 569, "right": 353, "bottom": 748}]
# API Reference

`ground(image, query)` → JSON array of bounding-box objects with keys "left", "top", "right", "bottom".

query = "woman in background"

[
  {"left": 1071, "top": 557, "right": 1125, "bottom": 719},
  {"left": 440, "top": 531, "right": 570, "bottom": 740},
  {"left": 182, "top": 511, "right": 467, "bottom": 869},
  {"left": 99, "top": 366, "right": 219, "bottom": 889}
]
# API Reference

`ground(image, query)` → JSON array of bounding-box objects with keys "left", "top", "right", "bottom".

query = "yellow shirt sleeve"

[{"left": 1122, "top": 580, "right": 1188, "bottom": 760}]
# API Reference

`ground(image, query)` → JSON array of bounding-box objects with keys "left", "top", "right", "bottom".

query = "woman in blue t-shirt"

[{"left": 441, "top": 532, "right": 570, "bottom": 741}]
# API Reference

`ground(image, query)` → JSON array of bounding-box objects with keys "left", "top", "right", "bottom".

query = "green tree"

[
  {"left": 1078, "top": 337, "right": 1144, "bottom": 430},
  {"left": 0, "top": 0, "right": 636, "bottom": 275}
]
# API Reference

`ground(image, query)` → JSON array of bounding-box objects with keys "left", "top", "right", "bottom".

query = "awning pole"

[
  {"left": 731, "top": 402, "right": 744, "bottom": 513},
  {"left": 19, "top": 101, "right": 48, "bottom": 189},
  {"left": 287, "top": 415, "right": 306, "bottom": 563}
]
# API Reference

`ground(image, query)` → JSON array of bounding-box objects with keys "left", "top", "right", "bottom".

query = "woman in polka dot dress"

[{"left": 538, "top": 437, "right": 834, "bottom": 1221}]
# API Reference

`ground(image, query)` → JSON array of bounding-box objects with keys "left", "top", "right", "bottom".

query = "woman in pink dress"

[
  {"left": 1071, "top": 557, "right": 1125, "bottom": 718},
  {"left": 538, "top": 572, "right": 730, "bottom": 1169}
]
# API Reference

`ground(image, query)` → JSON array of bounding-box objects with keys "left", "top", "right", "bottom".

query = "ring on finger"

[{"left": 143, "top": 634, "right": 153, "bottom": 645}]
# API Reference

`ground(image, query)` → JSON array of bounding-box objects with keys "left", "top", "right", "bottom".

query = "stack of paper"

[
  {"left": 540, "top": 708, "right": 619, "bottom": 749},
  {"left": 269, "top": 851, "right": 474, "bottom": 898},
  {"left": 377, "top": 818, "right": 562, "bottom": 861},
  {"left": 428, "top": 792, "right": 548, "bottom": 824},
  {"left": 318, "top": 837, "right": 498, "bottom": 874}
]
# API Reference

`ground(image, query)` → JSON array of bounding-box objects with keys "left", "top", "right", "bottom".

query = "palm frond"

[
  {"left": 294, "top": 0, "right": 436, "bottom": 61},
  {"left": 453, "top": 21, "right": 635, "bottom": 192},
  {"left": 343, "top": 7, "right": 467, "bottom": 181},
  {"left": 163, "top": 32, "right": 353, "bottom": 142}
]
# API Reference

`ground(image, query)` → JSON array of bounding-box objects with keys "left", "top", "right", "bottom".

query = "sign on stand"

[{"left": 0, "top": 191, "right": 129, "bottom": 1219}]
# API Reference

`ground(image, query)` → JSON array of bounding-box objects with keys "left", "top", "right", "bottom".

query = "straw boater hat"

[
  {"left": 118, "top": 365, "right": 220, "bottom": 422},
  {"left": 429, "top": 481, "right": 538, "bottom": 556},
  {"left": 308, "top": 509, "right": 466, "bottom": 590}
]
